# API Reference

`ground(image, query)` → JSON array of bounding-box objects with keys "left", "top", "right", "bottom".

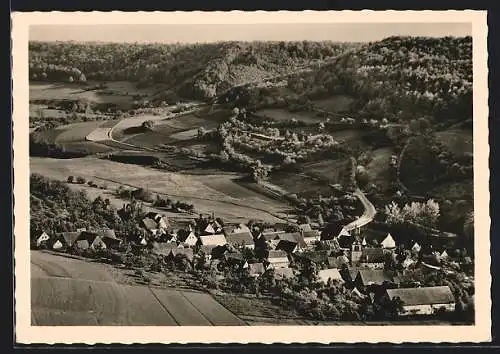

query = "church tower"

[{"left": 351, "top": 241, "right": 362, "bottom": 265}]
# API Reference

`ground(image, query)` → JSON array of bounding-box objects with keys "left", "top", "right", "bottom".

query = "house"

[
  {"left": 385, "top": 286, "right": 456, "bottom": 316},
  {"left": 199, "top": 234, "right": 227, "bottom": 247},
  {"left": 320, "top": 238, "right": 341, "bottom": 252},
  {"left": 275, "top": 232, "right": 306, "bottom": 251},
  {"left": 199, "top": 245, "right": 217, "bottom": 263},
  {"left": 266, "top": 250, "right": 290, "bottom": 269},
  {"left": 98, "top": 229, "right": 121, "bottom": 248},
  {"left": 152, "top": 242, "right": 178, "bottom": 257},
  {"left": 411, "top": 242, "right": 422, "bottom": 254},
  {"left": 53, "top": 231, "right": 80, "bottom": 250},
  {"left": 177, "top": 230, "right": 198, "bottom": 247},
  {"left": 248, "top": 262, "right": 265, "bottom": 277},
  {"left": 356, "top": 247, "right": 386, "bottom": 269},
  {"left": 145, "top": 212, "right": 170, "bottom": 230},
  {"left": 302, "top": 230, "right": 320, "bottom": 245},
  {"left": 272, "top": 267, "right": 295, "bottom": 280},
  {"left": 318, "top": 268, "right": 344, "bottom": 284},
  {"left": 327, "top": 255, "right": 349, "bottom": 269},
  {"left": 74, "top": 239, "right": 90, "bottom": 250},
  {"left": 440, "top": 250, "right": 449, "bottom": 260},
  {"left": 34, "top": 231, "right": 50, "bottom": 247},
  {"left": 320, "top": 222, "right": 349, "bottom": 241},
  {"left": 381, "top": 233, "right": 396, "bottom": 249},
  {"left": 77, "top": 231, "right": 107, "bottom": 250},
  {"left": 354, "top": 269, "right": 395, "bottom": 291},
  {"left": 275, "top": 240, "right": 299, "bottom": 254},
  {"left": 224, "top": 252, "right": 249, "bottom": 269},
  {"left": 301, "top": 251, "right": 329, "bottom": 265},
  {"left": 226, "top": 231, "right": 255, "bottom": 250},
  {"left": 140, "top": 218, "right": 159, "bottom": 235}
]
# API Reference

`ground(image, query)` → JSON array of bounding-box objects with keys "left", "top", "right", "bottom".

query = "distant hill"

[{"left": 29, "top": 41, "right": 359, "bottom": 101}]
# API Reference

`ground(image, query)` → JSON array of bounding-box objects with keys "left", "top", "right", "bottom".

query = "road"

[
  {"left": 31, "top": 250, "right": 247, "bottom": 326},
  {"left": 344, "top": 188, "right": 377, "bottom": 231}
]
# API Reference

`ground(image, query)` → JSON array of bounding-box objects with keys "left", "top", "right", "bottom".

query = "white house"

[
  {"left": 385, "top": 286, "right": 456, "bottom": 316},
  {"left": 411, "top": 242, "right": 422, "bottom": 253},
  {"left": 318, "top": 268, "right": 344, "bottom": 284},
  {"left": 381, "top": 233, "right": 396, "bottom": 249},
  {"left": 199, "top": 234, "right": 227, "bottom": 247},
  {"left": 35, "top": 232, "right": 50, "bottom": 247},
  {"left": 266, "top": 250, "right": 290, "bottom": 269}
]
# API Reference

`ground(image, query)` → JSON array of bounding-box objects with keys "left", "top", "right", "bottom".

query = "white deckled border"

[{"left": 12, "top": 10, "right": 490, "bottom": 344}]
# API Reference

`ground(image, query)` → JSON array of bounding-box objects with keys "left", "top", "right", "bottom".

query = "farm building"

[
  {"left": 248, "top": 262, "right": 266, "bottom": 277},
  {"left": 98, "top": 229, "right": 121, "bottom": 248},
  {"left": 199, "top": 234, "right": 227, "bottom": 247},
  {"left": 318, "top": 268, "right": 344, "bottom": 284},
  {"left": 226, "top": 231, "right": 255, "bottom": 250},
  {"left": 53, "top": 232, "right": 80, "bottom": 250},
  {"left": 266, "top": 250, "right": 290, "bottom": 269},
  {"left": 385, "top": 286, "right": 456, "bottom": 316}
]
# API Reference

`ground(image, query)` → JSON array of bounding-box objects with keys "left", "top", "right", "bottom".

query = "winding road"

[{"left": 344, "top": 188, "right": 377, "bottom": 232}]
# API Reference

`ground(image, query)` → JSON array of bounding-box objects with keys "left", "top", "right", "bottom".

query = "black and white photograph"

[{"left": 12, "top": 10, "right": 490, "bottom": 344}]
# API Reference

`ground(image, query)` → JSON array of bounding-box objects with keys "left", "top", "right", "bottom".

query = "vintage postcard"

[{"left": 12, "top": 10, "right": 490, "bottom": 344}]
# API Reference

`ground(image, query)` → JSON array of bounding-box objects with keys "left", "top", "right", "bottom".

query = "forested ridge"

[
  {"left": 226, "top": 36, "right": 473, "bottom": 125},
  {"left": 29, "top": 40, "right": 358, "bottom": 101}
]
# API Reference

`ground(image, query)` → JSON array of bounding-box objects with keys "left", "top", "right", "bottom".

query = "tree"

[
  {"left": 67, "top": 176, "right": 74, "bottom": 183},
  {"left": 141, "top": 120, "right": 154, "bottom": 130}
]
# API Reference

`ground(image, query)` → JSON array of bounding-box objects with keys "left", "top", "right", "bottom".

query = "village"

[{"left": 32, "top": 191, "right": 474, "bottom": 321}]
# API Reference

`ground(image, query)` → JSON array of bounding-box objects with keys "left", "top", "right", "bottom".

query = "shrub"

[
  {"left": 76, "top": 176, "right": 86, "bottom": 184},
  {"left": 67, "top": 176, "right": 74, "bottom": 183}
]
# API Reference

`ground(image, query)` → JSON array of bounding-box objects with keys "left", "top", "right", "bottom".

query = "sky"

[{"left": 29, "top": 23, "right": 472, "bottom": 43}]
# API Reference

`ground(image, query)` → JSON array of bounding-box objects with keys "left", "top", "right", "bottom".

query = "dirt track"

[{"left": 31, "top": 251, "right": 246, "bottom": 326}]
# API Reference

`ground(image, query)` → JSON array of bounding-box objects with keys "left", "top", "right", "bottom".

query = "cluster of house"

[{"left": 33, "top": 213, "right": 460, "bottom": 317}]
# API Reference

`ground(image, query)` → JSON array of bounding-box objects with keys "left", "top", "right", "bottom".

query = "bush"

[
  {"left": 67, "top": 176, "right": 74, "bottom": 183},
  {"left": 76, "top": 176, "right": 86, "bottom": 184}
]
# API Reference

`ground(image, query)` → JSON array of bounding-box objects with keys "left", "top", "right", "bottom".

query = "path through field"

[{"left": 31, "top": 251, "right": 247, "bottom": 326}]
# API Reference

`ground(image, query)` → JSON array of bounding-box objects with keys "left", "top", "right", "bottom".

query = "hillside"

[
  {"left": 29, "top": 41, "right": 359, "bottom": 102},
  {"left": 224, "top": 36, "right": 472, "bottom": 127}
]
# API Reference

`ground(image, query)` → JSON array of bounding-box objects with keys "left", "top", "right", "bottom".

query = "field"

[
  {"left": 433, "top": 129, "right": 473, "bottom": 157},
  {"left": 365, "top": 147, "right": 394, "bottom": 191},
  {"left": 30, "top": 156, "right": 290, "bottom": 223},
  {"left": 269, "top": 170, "right": 334, "bottom": 198},
  {"left": 117, "top": 111, "right": 227, "bottom": 149},
  {"left": 30, "top": 81, "right": 162, "bottom": 109},
  {"left": 31, "top": 251, "right": 246, "bottom": 326},
  {"left": 312, "top": 94, "right": 355, "bottom": 113}
]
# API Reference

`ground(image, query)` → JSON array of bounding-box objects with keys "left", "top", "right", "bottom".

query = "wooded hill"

[
  {"left": 29, "top": 41, "right": 359, "bottom": 101},
  {"left": 225, "top": 36, "right": 473, "bottom": 126}
]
